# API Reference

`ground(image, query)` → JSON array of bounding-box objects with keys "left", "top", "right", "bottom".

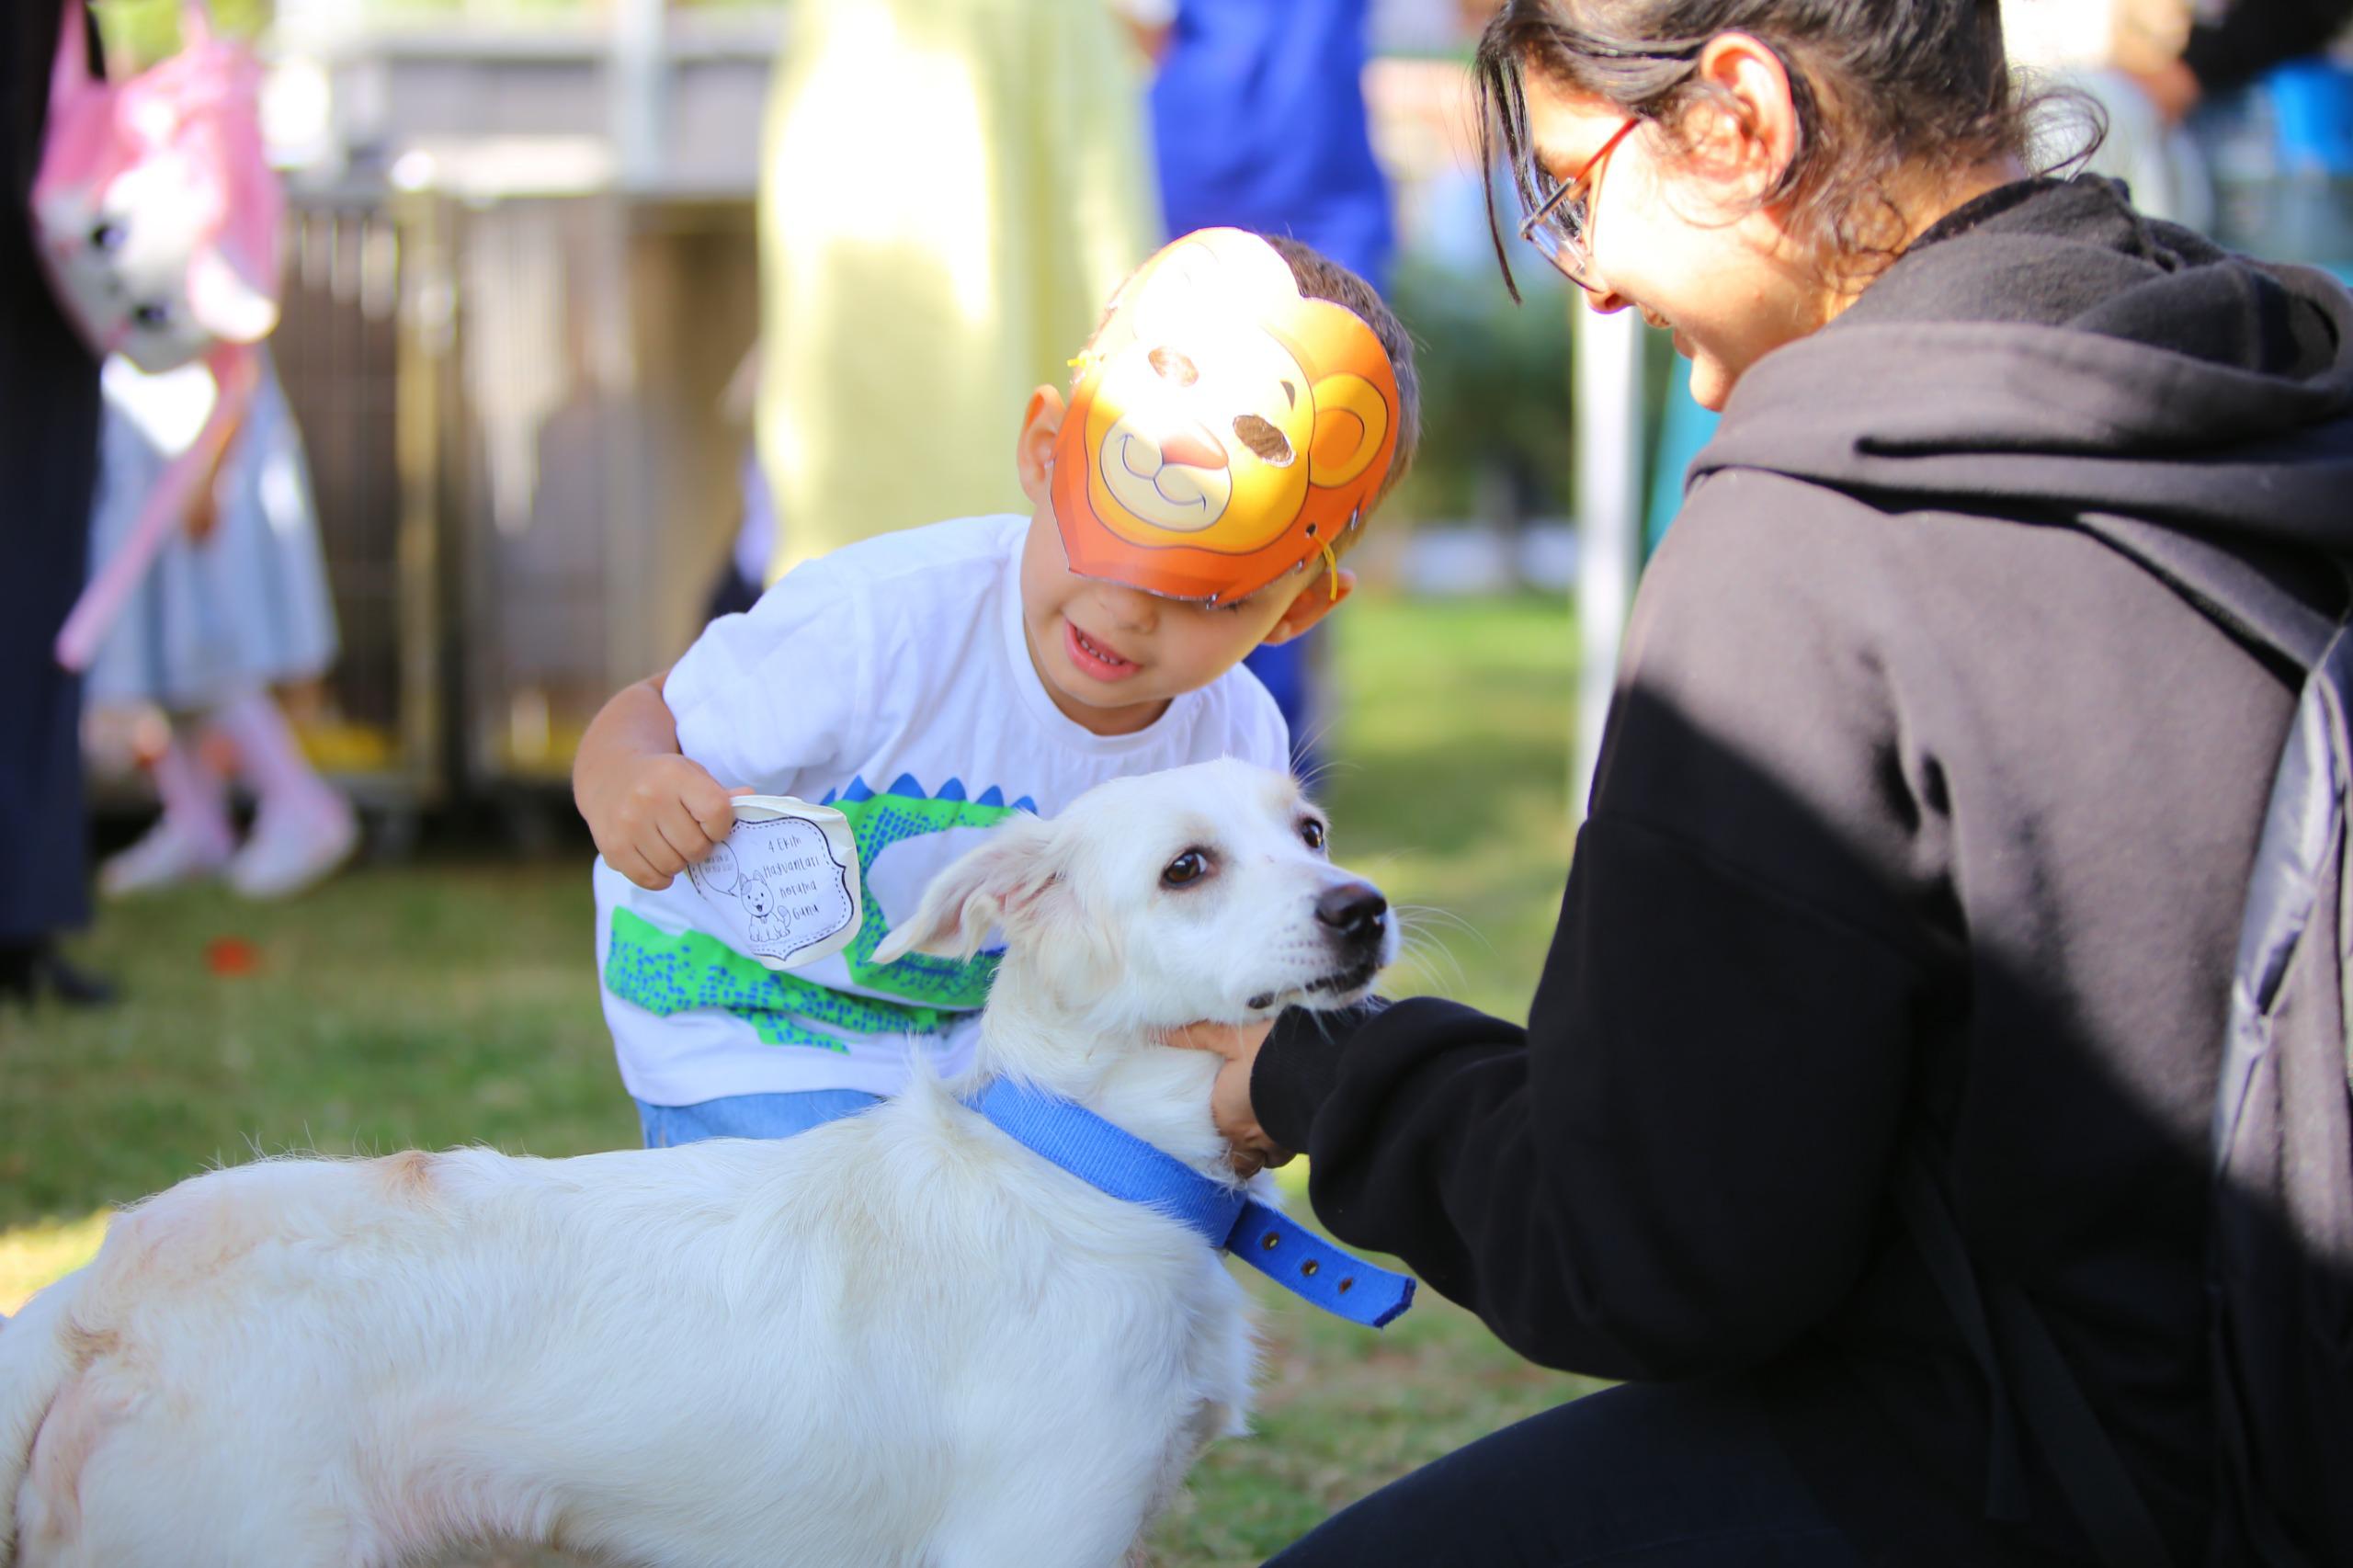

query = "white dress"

[{"left": 85, "top": 347, "right": 338, "bottom": 712}]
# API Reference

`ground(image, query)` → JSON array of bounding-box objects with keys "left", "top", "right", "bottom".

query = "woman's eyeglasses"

[{"left": 1517, "top": 116, "right": 1640, "bottom": 293}]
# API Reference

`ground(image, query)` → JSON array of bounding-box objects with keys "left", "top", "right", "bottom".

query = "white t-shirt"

[{"left": 594, "top": 514, "right": 1291, "bottom": 1106}]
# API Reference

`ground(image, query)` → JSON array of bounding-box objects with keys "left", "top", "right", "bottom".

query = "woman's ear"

[
  {"left": 1016, "top": 386, "right": 1066, "bottom": 509},
  {"left": 1687, "top": 32, "right": 1802, "bottom": 202}
]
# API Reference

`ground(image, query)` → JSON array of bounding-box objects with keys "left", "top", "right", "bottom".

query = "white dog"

[{"left": 0, "top": 759, "right": 1398, "bottom": 1568}]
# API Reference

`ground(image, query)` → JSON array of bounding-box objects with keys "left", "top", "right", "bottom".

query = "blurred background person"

[
  {"left": 703, "top": 341, "right": 775, "bottom": 624},
  {"left": 755, "top": 0, "right": 1162, "bottom": 582},
  {"left": 2123, "top": 0, "right": 2353, "bottom": 119},
  {"left": 2042, "top": 0, "right": 2353, "bottom": 278},
  {"left": 86, "top": 344, "right": 358, "bottom": 901},
  {"left": 1151, "top": 0, "right": 1394, "bottom": 289},
  {"left": 1146, "top": 0, "right": 1395, "bottom": 770},
  {"left": 2000, "top": 0, "right": 2214, "bottom": 227},
  {"left": 3, "top": 0, "right": 110, "bottom": 1006}
]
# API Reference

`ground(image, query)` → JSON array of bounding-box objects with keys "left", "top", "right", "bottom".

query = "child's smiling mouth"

[{"left": 1063, "top": 618, "right": 1140, "bottom": 681}]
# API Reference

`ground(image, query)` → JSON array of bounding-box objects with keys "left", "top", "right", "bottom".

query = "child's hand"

[{"left": 584, "top": 755, "right": 749, "bottom": 891}]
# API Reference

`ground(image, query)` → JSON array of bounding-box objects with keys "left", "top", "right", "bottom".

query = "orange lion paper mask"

[{"left": 1051, "top": 229, "right": 1399, "bottom": 604}]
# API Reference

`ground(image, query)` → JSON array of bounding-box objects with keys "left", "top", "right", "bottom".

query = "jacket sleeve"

[{"left": 1254, "top": 472, "right": 1946, "bottom": 1381}]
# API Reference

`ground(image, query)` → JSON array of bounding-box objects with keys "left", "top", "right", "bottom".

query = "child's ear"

[
  {"left": 1016, "top": 386, "right": 1066, "bottom": 508},
  {"left": 1259, "top": 566, "right": 1356, "bottom": 647}
]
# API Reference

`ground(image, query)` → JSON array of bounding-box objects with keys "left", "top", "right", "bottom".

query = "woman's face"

[{"left": 1518, "top": 58, "right": 1833, "bottom": 411}]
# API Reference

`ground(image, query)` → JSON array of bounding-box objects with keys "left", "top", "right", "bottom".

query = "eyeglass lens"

[{"left": 1529, "top": 181, "right": 1591, "bottom": 270}]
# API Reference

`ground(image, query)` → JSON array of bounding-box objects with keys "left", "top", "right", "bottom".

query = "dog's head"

[
  {"left": 872, "top": 759, "right": 1394, "bottom": 1036},
  {"left": 740, "top": 878, "right": 775, "bottom": 920}
]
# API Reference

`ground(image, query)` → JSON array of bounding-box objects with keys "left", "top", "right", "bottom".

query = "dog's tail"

[{"left": 0, "top": 1267, "right": 92, "bottom": 1563}]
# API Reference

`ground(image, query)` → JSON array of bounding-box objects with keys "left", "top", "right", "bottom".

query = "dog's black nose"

[{"left": 1315, "top": 881, "right": 1388, "bottom": 942}]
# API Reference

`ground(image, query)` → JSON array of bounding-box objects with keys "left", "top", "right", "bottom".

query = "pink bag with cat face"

[
  {"left": 34, "top": 0, "right": 283, "bottom": 670},
  {"left": 31, "top": 0, "right": 282, "bottom": 372}
]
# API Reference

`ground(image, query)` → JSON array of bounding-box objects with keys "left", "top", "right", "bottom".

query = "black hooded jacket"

[{"left": 1252, "top": 177, "right": 2353, "bottom": 1564}]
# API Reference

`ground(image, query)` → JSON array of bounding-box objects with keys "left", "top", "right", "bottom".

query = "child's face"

[
  {"left": 1012, "top": 386, "right": 1353, "bottom": 738},
  {"left": 1016, "top": 510, "right": 1339, "bottom": 736}
]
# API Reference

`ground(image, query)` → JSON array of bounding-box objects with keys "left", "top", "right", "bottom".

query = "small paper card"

[{"left": 686, "top": 796, "right": 864, "bottom": 971}]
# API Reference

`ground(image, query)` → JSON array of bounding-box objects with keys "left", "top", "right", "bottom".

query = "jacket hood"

[{"left": 1689, "top": 178, "right": 2353, "bottom": 554}]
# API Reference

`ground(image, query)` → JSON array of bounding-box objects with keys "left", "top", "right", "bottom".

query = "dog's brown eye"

[
  {"left": 1162, "top": 849, "right": 1210, "bottom": 888},
  {"left": 1300, "top": 818, "right": 1326, "bottom": 851}
]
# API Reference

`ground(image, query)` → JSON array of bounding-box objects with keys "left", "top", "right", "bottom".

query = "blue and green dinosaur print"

[{"left": 605, "top": 774, "right": 1032, "bottom": 1051}]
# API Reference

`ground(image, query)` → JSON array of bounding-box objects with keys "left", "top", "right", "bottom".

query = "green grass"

[
  {"left": 0, "top": 859, "right": 634, "bottom": 1230},
  {"left": 0, "top": 590, "right": 1594, "bottom": 1565}
]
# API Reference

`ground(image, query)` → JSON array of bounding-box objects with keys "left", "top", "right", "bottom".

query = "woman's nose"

[{"left": 1582, "top": 281, "right": 1635, "bottom": 316}]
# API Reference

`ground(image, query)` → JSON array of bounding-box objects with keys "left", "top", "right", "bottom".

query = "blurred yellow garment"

[
  {"left": 90, "top": 0, "right": 271, "bottom": 69},
  {"left": 757, "top": 0, "right": 1161, "bottom": 580}
]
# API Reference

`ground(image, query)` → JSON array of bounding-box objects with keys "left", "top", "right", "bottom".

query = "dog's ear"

[{"left": 872, "top": 813, "right": 1062, "bottom": 964}]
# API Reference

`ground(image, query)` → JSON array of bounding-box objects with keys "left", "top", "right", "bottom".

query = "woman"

[{"left": 1178, "top": 2, "right": 2353, "bottom": 1563}]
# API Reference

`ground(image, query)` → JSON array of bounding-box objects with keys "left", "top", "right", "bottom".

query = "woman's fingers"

[
  {"left": 1218, "top": 1067, "right": 1294, "bottom": 1171},
  {"left": 1161, "top": 1018, "right": 1273, "bottom": 1062},
  {"left": 1165, "top": 1020, "right": 1290, "bottom": 1169}
]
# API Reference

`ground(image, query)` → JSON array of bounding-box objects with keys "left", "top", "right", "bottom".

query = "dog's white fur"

[{"left": 0, "top": 759, "right": 1393, "bottom": 1568}]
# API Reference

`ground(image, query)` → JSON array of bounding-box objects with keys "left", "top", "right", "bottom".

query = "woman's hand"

[{"left": 1164, "top": 1018, "right": 1290, "bottom": 1177}]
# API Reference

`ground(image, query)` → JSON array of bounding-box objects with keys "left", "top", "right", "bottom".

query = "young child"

[
  {"left": 573, "top": 229, "right": 1419, "bottom": 1148},
  {"left": 88, "top": 347, "right": 358, "bottom": 902}
]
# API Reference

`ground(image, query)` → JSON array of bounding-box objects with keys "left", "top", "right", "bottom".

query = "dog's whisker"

[
  {"left": 1393, "top": 903, "right": 1494, "bottom": 953},
  {"left": 1388, "top": 931, "right": 1468, "bottom": 998},
  {"left": 1293, "top": 759, "right": 1355, "bottom": 799},
  {"left": 1287, "top": 717, "right": 1347, "bottom": 781},
  {"left": 1389, "top": 911, "right": 1475, "bottom": 998}
]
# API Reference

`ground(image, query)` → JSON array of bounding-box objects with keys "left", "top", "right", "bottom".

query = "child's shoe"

[
  {"left": 226, "top": 790, "right": 359, "bottom": 900},
  {"left": 99, "top": 815, "right": 234, "bottom": 897}
]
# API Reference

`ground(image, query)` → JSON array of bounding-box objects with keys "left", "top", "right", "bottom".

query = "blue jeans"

[
  {"left": 634, "top": 1089, "right": 881, "bottom": 1148},
  {"left": 1265, "top": 1381, "right": 1864, "bottom": 1567}
]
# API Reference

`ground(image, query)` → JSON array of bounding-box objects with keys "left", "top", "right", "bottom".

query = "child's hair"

[
  {"left": 1473, "top": 0, "right": 2059, "bottom": 291},
  {"left": 1258, "top": 233, "right": 1421, "bottom": 511}
]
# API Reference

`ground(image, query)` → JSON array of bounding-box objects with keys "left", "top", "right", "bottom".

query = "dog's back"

[{"left": 4, "top": 1082, "right": 1247, "bottom": 1567}]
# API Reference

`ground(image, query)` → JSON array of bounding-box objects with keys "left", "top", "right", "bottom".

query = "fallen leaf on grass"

[{"left": 206, "top": 937, "right": 263, "bottom": 977}]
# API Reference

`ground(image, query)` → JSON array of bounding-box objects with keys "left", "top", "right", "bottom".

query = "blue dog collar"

[{"left": 966, "top": 1077, "right": 1415, "bottom": 1328}]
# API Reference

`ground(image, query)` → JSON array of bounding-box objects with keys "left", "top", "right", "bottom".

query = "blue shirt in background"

[{"left": 1149, "top": 0, "right": 1394, "bottom": 289}]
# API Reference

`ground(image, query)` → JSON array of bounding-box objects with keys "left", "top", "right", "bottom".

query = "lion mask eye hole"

[
  {"left": 1232, "top": 415, "right": 1293, "bottom": 466},
  {"left": 1162, "top": 848, "right": 1212, "bottom": 888},
  {"left": 1300, "top": 817, "right": 1326, "bottom": 851},
  {"left": 1149, "top": 346, "right": 1199, "bottom": 386}
]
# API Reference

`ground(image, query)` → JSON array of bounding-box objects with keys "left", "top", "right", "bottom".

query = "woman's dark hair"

[{"left": 1474, "top": 0, "right": 2072, "bottom": 294}]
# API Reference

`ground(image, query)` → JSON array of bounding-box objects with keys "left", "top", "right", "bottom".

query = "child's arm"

[{"left": 573, "top": 670, "right": 747, "bottom": 891}]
